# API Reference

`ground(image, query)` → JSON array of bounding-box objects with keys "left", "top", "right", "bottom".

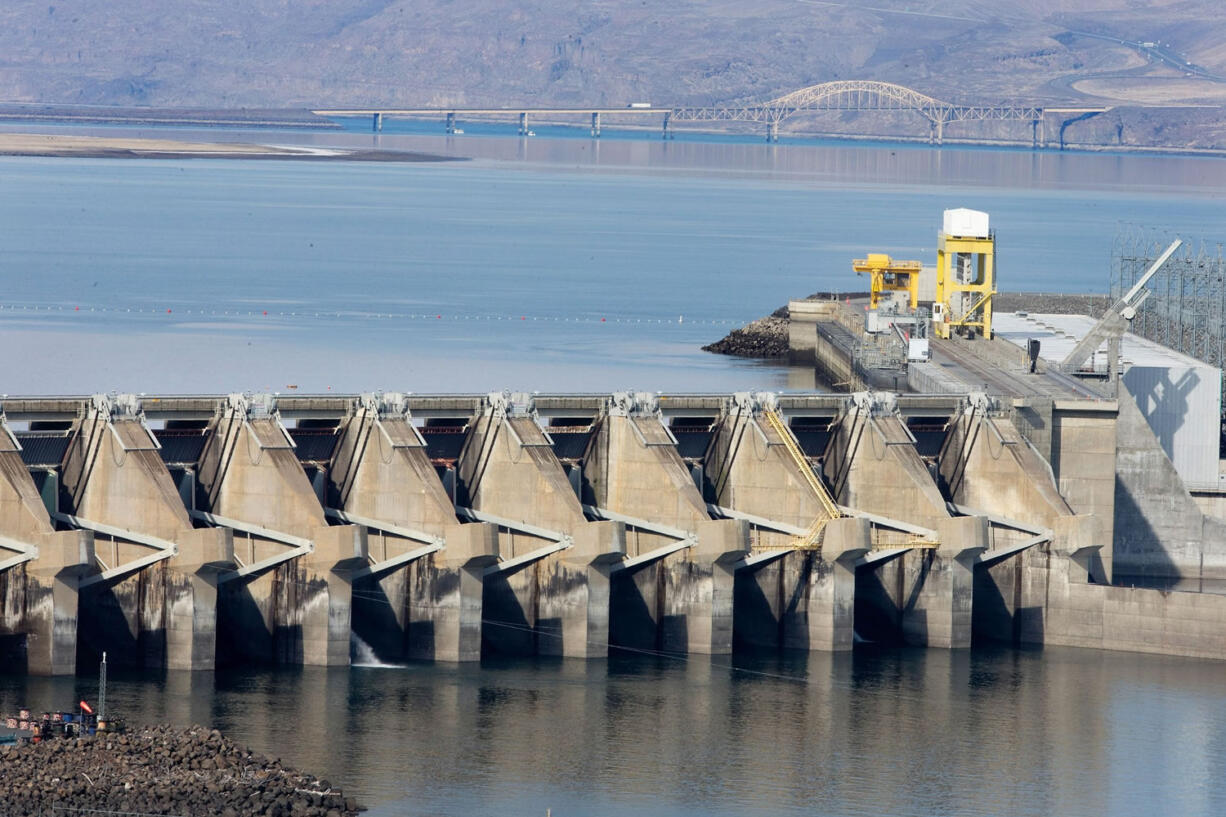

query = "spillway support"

[
  {"left": 194, "top": 393, "right": 362, "bottom": 667},
  {"left": 458, "top": 392, "right": 623, "bottom": 658},
  {"left": 585, "top": 392, "right": 750, "bottom": 655},
  {"left": 53, "top": 395, "right": 236, "bottom": 671}
]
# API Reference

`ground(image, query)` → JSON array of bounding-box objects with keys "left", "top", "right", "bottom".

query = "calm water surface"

[
  {"left": 0, "top": 125, "right": 1224, "bottom": 393},
  {"left": 2, "top": 646, "right": 1225, "bottom": 817}
]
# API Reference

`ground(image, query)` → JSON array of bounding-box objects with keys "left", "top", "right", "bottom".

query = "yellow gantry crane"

[
  {"left": 853, "top": 253, "right": 923, "bottom": 311},
  {"left": 934, "top": 208, "right": 996, "bottom": 339}
]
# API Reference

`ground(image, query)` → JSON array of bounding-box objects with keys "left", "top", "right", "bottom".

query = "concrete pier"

[
  {"left": 779, "top": 518, "right": 871, "bottom": 650},
  {"left": 0, "top": 420, "right": 92, "bottom": 674},
  {"left": 196, "top": 395, "right": 363, "bottom": 666},
  {"left": 57, "top": 395, "right": 233, "bottom": 670},
  {"left": 824, "top": 393, "right": 985, "bottom": 647},
  {"left": 705, "top": 393, "right": 870, "bottom": 650},
  {"left": 585, "top": 393, "right": 748, "bottom": 654},
  {"left": 328, "top": 393, "right": 498, "bottom": 662},
  {"left": 458, "top": 393, "right": 623, "bottom": 657}
]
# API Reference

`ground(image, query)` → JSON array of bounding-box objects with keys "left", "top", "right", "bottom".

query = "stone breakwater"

[
  {"left": 701, "top": 315, "right": 789, "bottom": 358},
  {"left": 0, "top": 725, "right": 363, "bottom": 817}
]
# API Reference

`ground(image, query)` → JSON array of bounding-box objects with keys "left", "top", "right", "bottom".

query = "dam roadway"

[{"left": 0, "top": 388, "right": 1223, "bottom": 675}]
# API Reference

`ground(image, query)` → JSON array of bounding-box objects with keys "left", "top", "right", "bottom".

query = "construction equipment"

[
  {"left": 933, "top": 208, "right": 996, "bottom": 339},
  {"left": 854, "top": 253, "right": 923, "bottom": 311},
  {"left": 1060, "top": 238, "right": 1182, "bottom": 379}
]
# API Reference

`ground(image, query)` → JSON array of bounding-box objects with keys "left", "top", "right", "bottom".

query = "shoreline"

[
  {"left": 0, "top": 132, "right": 458, "bottom": 162},
  {"left": 3, "top": 105, "right": 1225, "bottom": 159}
]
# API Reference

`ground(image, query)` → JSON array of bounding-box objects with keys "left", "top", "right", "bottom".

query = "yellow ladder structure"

[
  {"left": 762, "top": 409, "right": 842, "bottom": 548},
  {"left": 762, "top": 409, "right": 939, "bottom": 552}
]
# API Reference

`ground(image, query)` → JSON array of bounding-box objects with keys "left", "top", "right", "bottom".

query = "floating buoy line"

[{"left": 0, "top": 302, "right": 753, "bottom": 327}]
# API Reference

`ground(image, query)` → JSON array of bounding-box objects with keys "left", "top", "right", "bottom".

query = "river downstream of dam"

[{"left": 2, "top": 646, "right": 1225, "bottom": 817}]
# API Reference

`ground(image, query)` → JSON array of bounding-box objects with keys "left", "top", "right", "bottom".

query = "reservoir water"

[
  {"left": 0, "top": 123, "right": 1224, "bottom": 393},
  {"left": 2, "top": 124, "right": 1226, "bottom": 815}
]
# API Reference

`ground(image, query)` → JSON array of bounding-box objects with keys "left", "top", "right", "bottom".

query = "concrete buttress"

[
  {"left": 0, "top": 423, "right": 92, "bottom": 674},
  {"left": 458, "top": 394, "right": 622, "bottom": 657},
  {"left": 329, "top": 398, "right": 498, "bottom": 662},
  {"left": 585, "top": 395, "right": 748, "bottom": 654},
  {"left": 196, "top": 396, "right": 361, "bottom": 666},
  {"left": 705, "top": 399, "right": 870, "bottom": 651},
  {"left": 938, "top": 405, "right": 1098, "bottom": 645},
  {"left": 59, "top": 397, "right": 233, "bottom": 670},
  {"left": 824, "top": 395, "right": 986, "bottom": 647}
]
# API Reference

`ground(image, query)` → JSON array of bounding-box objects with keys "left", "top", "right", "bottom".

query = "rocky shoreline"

[
  {"left": 0, "top": 725, "right": 363, "bottom": 817},
  {"left": 703, "top": 291, "right": 1111, "bottom": 359}
]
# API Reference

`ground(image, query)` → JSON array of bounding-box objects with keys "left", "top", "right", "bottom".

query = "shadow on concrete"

[
  {"left": 481, "top": 572, "right": 535, "bottom": 656},
  {"left": 854, "top": 563, "right": 903, "bottom": 645},
  {"left": 1113, "top": 474, "right": 1180, "bottom": 590},
  {"left": 610, "top": 564, "right": 659, "bottom": 652},
  {"left": 733, "top": 563, "right": 782, "bottom": 650},
  {"left": 0, "top": 634, "right": 27, "bottom": 674},
  {"left": 972, "top": 559, "right": 1021, "bottom": 645},
  {"left": 75, "top": 584, "right": 143, "bottom": 669},
  {"left": 351, "top": 576, "right": 403, "bottom": 663}
]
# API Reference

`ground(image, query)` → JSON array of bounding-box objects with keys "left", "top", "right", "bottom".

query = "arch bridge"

[
  {"left": 315, "top": 81, "right": 1111, "bottom": 147},
  {"left": 669, "top": 80, "right": 1111, "bottom": 144}
]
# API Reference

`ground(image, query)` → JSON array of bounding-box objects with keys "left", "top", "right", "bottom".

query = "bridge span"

[
  {"left": 1, "top": 387, "right": 1222, "bottom": 675},
  {"left": 314, "top": 81, "right": 1112, "bottom": 146}
]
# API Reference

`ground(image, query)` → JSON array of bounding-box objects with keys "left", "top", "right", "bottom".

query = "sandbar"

[{"left": 0, "top": 132, "right": 456, "bottom": 162}]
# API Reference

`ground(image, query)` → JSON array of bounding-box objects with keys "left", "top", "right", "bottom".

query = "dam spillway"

[{"left": 0, "top": 388, "right": 1223, "bottom": 674}]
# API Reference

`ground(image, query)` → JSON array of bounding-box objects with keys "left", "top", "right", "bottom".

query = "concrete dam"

[{"left": 0, "top": 388, "right": 1222, "bottom": 675}]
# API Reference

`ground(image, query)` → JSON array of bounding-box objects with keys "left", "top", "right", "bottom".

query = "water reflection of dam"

[{"left": 1, "top": 389, "right": 1224, "bottom": 674}]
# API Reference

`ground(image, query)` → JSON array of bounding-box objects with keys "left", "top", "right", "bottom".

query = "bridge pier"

[
  {"left": 372, "top": 113, "right": 383, "bottom": 133},
  {"left": 766, "top": 121, "right": 779, "bottom": 142},
  {"left": 928, "top": 119, "right": 945, "bottom": 145},
  {"left": 518, "top": 112, "right": 529, "bottom": 136},
  {"left": 591, "top": 112, "right": 601, "bottom": 138},
  {"left": 445, "top": 112, "right": 456, "bottom": 135},
  {"left": 662, "top": 112, "right": 672, "bottom": 140}
]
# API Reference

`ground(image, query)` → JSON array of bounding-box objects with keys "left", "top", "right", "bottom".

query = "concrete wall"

[
  {"left": 1049, "top": 400, "right": 1117, "bottom": 582},
  {"left": 825, "top": 403, "right": 983, "bottom": 648},
  {"left": 198, "top": 410, "right": 358, "bottom": 667},
  {"left": 331, "top": 411, "right": 498, "bottom": 663},
  {"left": 707, "top": 406, "right": 870, "bottom": 651},
  {"left": 1112, "top": 389, "right": 1226, "bottom": 584},
  {"left": 586, "top": 411, "right": 746, "bottom": 654},
  {"left": 62, "top": 414, "right": 231, "bottom": 671},
  {"left": 461, "top": 409, "right": 621, "bottom": 658},
  {"left": 0, "top": 441, "right": 91, "bottom": 675}
]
